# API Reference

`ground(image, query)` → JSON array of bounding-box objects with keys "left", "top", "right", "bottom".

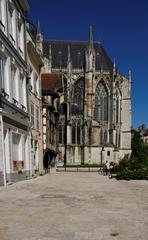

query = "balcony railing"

[
  {"left": 18, "top": 47, "right": 23, "bottom": 57},
  {"left": 13, "top": 98, "right": 19, "bottom": 106},
  {"left": 1, "top": 89, "right": 9, "bottom": 100},
  {"left": 9, "top": 34, "right": 16, "bottom": 46}
]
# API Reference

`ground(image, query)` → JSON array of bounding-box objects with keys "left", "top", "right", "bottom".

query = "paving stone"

[{"left": 0, "top": 173, "right": 148, "bottom": 240}]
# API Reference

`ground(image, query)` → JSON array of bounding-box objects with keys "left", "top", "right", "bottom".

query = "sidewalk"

[{"left": 0, "top": 172, "right": 148, "bottom": 240}]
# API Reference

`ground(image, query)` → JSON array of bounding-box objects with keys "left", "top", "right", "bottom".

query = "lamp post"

[
  {"left": 63, "top": 102, "right": 67, "bottom": 167},
  {"left": 101, "top": 146, "right": 104, "bottom": 166}
]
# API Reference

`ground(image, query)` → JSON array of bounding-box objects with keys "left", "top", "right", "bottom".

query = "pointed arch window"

[
  {"left": 59, "top": 125, "right": 65, "bottom": 144},
  {"left": 73, "top": 79, "right": 84, "bottom": 112},
  {"left": 71, "top": 124, "right": 81, "bottom": 144},
  {"left": 72, "top": 125, "right": 76, "bottom": 144},
  {"left": 100, "top": 128, "right": 108, "bottom": 144},
  {"left": 94, "top": 82, "right": 108, "bottom": 123},
  {"left": 115, "top": 89, "right": 121, "bottom": 124},
  {"left": 77, "top": 125, "right": 81, "bottom": 144}
]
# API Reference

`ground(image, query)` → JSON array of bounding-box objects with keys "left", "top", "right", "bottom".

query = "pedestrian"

[{"left": 105, "top": 160, "right": 110, "bottom": 175}]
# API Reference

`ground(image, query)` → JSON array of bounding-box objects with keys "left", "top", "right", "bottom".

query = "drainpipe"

[{"left": 0, "top": 110, "right": 7, "bottom": 186}]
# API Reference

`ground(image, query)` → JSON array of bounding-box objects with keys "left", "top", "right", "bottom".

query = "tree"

[{"left": 115, "top": 129, "right": 148, "bottom": 180}]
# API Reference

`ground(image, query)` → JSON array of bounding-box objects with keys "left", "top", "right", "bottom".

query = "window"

[
  {"left": 59, "top": 126, "right": 62, "bottom": 144},
  {"left": 9, "top": 10, "right": 16, "bottom": 46},
  {"left": 71, "top": 124, "right": 81, "bottom": 144},
  {"left": 72, "top": 126, "right": 76, "bottom": 144},
  {"left": 0, "top": 58, "right": 4, "bottom": 89},
  {"left": 100, "top": 129, "right": 103, "bottom": 144},
  {"left": 100, "top": 128, "right": 108, "bottom": 144},
  {"left": 94, "top": 82, "right": 108, "bottom": 123},
  {"left": 11, "top": 66, "right": 16, "bottom": 100},
  {"left": 38, "top": 79, "right": 41, "bottom": 99},
  {"left": 115, "top": 90, "right": 121, "bottom": 124},
  {"left": 107, "top": 151, "right": 110, "bottom": 156},
  {"left": 59, "top": 125, "right": 65, "bottom": 144},
  {"left": 88, "top": 126, "right": 91, "bottom": 145},
  {"left": 0, "top": 0, "right": 6, "bottom": 32},
  {"left": 36, "top": 107, "right": 39, "bottom": 130},
  {"left": 77, "top": 125, "right": 81, "bottom": 144},
  {"left": 17, "top": 13, "right": 24, "bottom": 57},
  {"left": 12, "top": 133, "right": 20, "bottom": 161},
  {"left": 73, "top": 78, "right": 84, "bottom": 112},
  {"left": 104, "top": 130, "right": 108, "bottom": 142},
  {"left": 30, "top": 103, "right": 34, "bottom": 127},
  {"left": 20, "top": 74, "right": 25, "bottom": 105},
  {"left": 116, "top": 98, "right": 119, "bottom": 123}
]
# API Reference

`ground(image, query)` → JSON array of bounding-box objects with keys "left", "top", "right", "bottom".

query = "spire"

[
  {"left": 113, "top": 59, "right": 116, "bottom": 69},
  {"left": 49, "top": 44, "right": 52, "bottom": 72},
  {"left": 128, "top": 70, "right": 131, "bottom": 95},
  {"left": 36, "top": 19, "right": 43, "bottom": 56},
  {"left": 85, "top": 25, "right": 95, "bottom": 72},
  {"left": 113, "top": 58, "right": 116, "bottom": 76},
  {"left": 67, "top": 45, "right": 71, "bottom": 64},
  {"left": 49, "top": 44, "right": 52, "bottom": 60},
  {"left": 37, "top": 19, "right": 41, "bottom": 34},
  {"left": 88, "top": 24, "right": 93, "bottom": 51},
  {"left": 128, "top": 69, "right": 131, "bottom": 82},
  {"left": 67, "top": 45, "right": 72, "bottom": 77}
]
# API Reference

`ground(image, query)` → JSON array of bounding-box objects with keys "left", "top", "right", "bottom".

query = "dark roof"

[
  {"left": 43, "top": 40, "right": 113, "bottom": 70},
  {"left": 41, "top": 73, "right": 63, "bottom": 95},
  {"left": 58, "top": 103, "right": 83, "bottom": 116}
]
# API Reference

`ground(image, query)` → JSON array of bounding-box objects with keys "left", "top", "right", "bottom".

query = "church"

[{"left": 40, "top": 25, "right": 132, "bottom": 164}]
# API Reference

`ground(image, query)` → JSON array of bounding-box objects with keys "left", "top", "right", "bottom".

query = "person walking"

[{"left": 105, "top": 161, "right": 110, "bottom": 175}]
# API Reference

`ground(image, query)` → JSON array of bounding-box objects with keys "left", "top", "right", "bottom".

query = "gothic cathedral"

[{"left": 41, "top": 25, "right": 131, "bottom": 164}]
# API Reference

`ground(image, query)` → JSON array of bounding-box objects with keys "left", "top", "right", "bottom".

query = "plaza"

[{"left": 0, "top": 172, "right": 147, "bottom": 240}]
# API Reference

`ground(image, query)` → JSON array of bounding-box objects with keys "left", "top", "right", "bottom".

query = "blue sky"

[{"left": 28, "top": 0, "right": 148, "bottom": 129}]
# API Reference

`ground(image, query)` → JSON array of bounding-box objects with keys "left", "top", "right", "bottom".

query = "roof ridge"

[{"left": 44, "top": 39, "right": 101, "bottom": 44}]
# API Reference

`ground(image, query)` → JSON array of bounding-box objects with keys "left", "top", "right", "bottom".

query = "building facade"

[
  {"left": 0, "top": 0, "right": 31, "bottom": 185},
  {"left": 42, "top": 73, "right": 60, "bottom": 170},
  {"left": 41, "top": 26, "right": 132, "bottom": 164},
  {"left": 26, "top": 21, "right": 43, "bottom": 176}
]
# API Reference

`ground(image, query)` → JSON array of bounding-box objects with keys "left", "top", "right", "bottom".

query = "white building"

[
  {"left": 0, "top": 0, "right": 31, "bottom": 186},
  {"left": 26, "top": 21, "right": 44, "bottom": 176}
]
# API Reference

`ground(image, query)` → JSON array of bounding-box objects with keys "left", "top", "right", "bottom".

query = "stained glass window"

[
  {"left": 73, "top": 79, "right": 84, "bottom": 112},
  {"left": 59, "top": 125, "right": 65, "bottom": 144},
  {"left": 72, "top": 125, "right": 76, "bottom": 144},
  {"left": 94, "top": 82, "right": 108, "bottom": 123},
  {"left": 77, "top": 125, "right": 81, "bottom": 144}
]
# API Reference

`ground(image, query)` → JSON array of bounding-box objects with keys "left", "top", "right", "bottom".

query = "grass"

[{"left": 57, "top": 163, "right": 104, "bottom": 168}]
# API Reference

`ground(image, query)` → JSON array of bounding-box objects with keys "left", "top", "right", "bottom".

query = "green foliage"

[
  {"left": 116, "top": 169, "right": 148, "bottom": 180},
  {"left": 115, "top": 129, "right": 148, "bottom": 180}
]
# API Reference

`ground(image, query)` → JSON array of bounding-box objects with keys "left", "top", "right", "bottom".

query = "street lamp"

[{"left": 63, "top": 102, "right": 67, "bottom": 167}]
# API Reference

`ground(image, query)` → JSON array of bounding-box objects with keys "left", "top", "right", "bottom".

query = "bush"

[
  {"left": 114, "top": 157, "right": 129, "bottom": 172},
  {"left": 115, "top": 129, "right": 148, "bottom": 180},
  {"left": 116, "top": 169, "right": 148, "bottom": 180}
]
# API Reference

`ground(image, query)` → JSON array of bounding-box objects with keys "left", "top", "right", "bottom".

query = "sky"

[{"left": 28, "top": 0, "right": 148, "bottom": 129}]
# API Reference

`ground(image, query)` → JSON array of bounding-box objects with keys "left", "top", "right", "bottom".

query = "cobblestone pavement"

[{"left": 0, "top": 172, "right": 148, "bottom": 240}]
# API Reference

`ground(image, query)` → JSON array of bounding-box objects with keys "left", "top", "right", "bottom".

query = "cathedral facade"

[{"left": 41, "top": 26, "right": 131, "bottom": 164}]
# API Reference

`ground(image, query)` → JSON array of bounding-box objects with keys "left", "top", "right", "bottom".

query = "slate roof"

[{"left": 43, "top": 40, "right": 113, "bottom": 70}]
